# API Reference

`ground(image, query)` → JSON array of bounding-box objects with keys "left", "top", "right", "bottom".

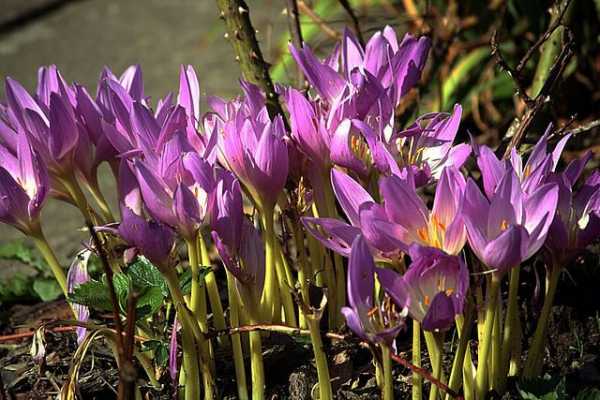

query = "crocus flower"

[
  {"left": 290, "top": 26, "right": 430, "bottom": 107},
  {"left": 211, "top": 173, "right": 265, "bottom": 308},
  {"left": 283, "top": 88, "right": 331, "bottom": 170},
  {"left": 116, "top": 206, "right": 177, "bottom": 271},
  {"left": 378, "top": 245, "right": 469, "bottom": 331},
  {"left": 304, "top": 165, "right": 467, "bottom": 260},
  {"left": 133, "top": 151, "right": 217, "bottom": 241},
  {"left": 377, "top": 165, "right": 467, "bottom": 255},
  {"left": 67, "top": 249, "right": 91, "bottom": 343},
  {"left": 4, "top": 77, "right": 79, "bottom": 176},
  {"left": 387, "top": 104, "right": 470, "bottom": 186},
  {"left": 0, "top": 135, "right": 48, "bottom": 235},
  {"left": 462, "top": 167, "right": 559, "bottom": 275},
  {"left": 476, "top": 126, "right": 571, "bottom": 198},
  {"left": 545, "top": 152, "right": 600, "bottom": 263},
  {"left": 341, "top": 235, "right": 407, "bottom": 345},
  {"left": 214, "top": 82, "right": 289, "bottom": 209}
]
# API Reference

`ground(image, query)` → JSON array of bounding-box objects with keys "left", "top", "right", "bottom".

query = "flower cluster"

[{"left": 1, "top": 25, "right": 598, "bottom": 400}]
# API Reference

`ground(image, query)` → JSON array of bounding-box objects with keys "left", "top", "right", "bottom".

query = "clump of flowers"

[{"left": 0, "top": 24, "right": 598, "bottom": 400}]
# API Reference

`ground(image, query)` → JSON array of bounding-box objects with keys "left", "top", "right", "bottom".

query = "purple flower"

[
  {"left": 388, "top": 104, "right": 470, "bottom": 186},
  {"left": 283, "top": 88, "right": 331, "bottom": 169},
  {"left": 290, "top": 26, "right": 430, "bottom": 107},
  {"left": 545, "top": 152, "right": 600, "bottom": 262},
  {"left": 341, "top": 236, "right": 407, "bottom": 345},
  {"left": 214, "top": 82, "right": 289, "bottom": 209},
  {"left": 377, "top": 245, "right": 469, "bottom": 331},
  {"left": 4, "top": 76, "right": 79, "bottom": 176},
  {"left": 169, "top": 317, "right": 180, "bottom": 385},
  {"left": 303, "top": 166, "right": 467, "bottom": 260},
  {"left": 67, "top": 249, "right": 91, "bottom": 343},
  {"left": 0, "top": 135, "right": 48, "bottom": 235},
  {"left": 462, "top": 167, "right": 559, "bottom": 275},
  {"left": 476, "top": 126, "right": 570, "bottom": 198},
  {"left": 133, "top": 151, "right": 217, "bottom": 241},
  {"left": 117, "top": 206, "right": 176, "bottom": 271}
]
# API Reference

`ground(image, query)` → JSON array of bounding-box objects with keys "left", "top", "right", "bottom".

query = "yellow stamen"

[
  {"left": 417, "top": 226, "right": 429, "bottom": 242},
  {"left": 424, "top": 295, "right": 431, "bottom": 306},
  {"left": 445, "top": 288, "right": 455, "bottom": 297},
  {"left": 500, "top": 219, "right": 509, "bottom": 231}
]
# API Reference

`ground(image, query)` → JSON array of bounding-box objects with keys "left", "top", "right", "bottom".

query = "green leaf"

[
  {"left": 518, "top": 375, "right": 567, "bottom": 400},
  {"left": 141, "top": 339, "right": 169, "bottom": 368},
  {"left": 575, "top": 388, "right": 600, "bottom": 400},
  {"left": 33, "top": 279, "right": 63, "bottom": 302},
  {"left": 0, "top": 240, "right": 46, "bottom": 270},
  {"left": 135, "top": 286, "right": 165, "bottom": 319},
  {"left": 178, "top": 266, "right": 211, "bottom": 296},
  {"left": 127, "top": 257, "right": 168, "bottom": 296},
  {"left": 69, "top": 280, "right": 113, "bottom": 311}
]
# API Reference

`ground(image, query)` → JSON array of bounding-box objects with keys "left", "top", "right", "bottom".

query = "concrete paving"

[{"left": 0, "top": 0, "right": 287, "bottom": 260}]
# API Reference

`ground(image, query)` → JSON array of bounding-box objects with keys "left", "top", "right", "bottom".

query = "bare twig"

[
  {"left": 338, "top": 0, "right": 364, "bottom": 45},
  {"left": 389, "top": 351, "right": 463, "bottom": 399},
  {"left": 297, "top": 0, "right": 341, "bottom": 40},
  {"left": 87, "top": 223, "right": 128, "bottom": 400},
  {"left": 515, "top": 0, "right": 573, "bottom": 75},
  {"left": 117, "top": 292, "right": 138, "bottom": 400},
  {"left": 215, "top": 0, "right": 288, "bottom": 124},
  {"left": 502, "top": 28, "right": 573, "bottom": 158},
  {"left": 491, "top": 0, "right": 574, "bottom": 159},
  {"left": 284, "top": 0, "right": 304, "bottom": 86},
  {"left": 490, "top": 30, "right": 532, "bottom": 105},
  {"left": 207, "top": 323, "right": 462, "bottom": 397}
]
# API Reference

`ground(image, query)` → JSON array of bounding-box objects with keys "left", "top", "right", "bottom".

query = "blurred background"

[{"left": 1, "top": 0, "right": 599, "bottom": 300}]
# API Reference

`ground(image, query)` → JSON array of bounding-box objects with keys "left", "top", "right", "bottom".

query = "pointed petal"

[
  {"left": 331, "top": 168, "right": 374, "bottom": 226},
  {"left": 422, "top": 292, "right": 455, "bottom": 331},
  {"left": 483, "top": 225, "right": 527, "bottom": 273},
  {"left": 380, "top": 174, "right": 428, "bottom": 232},
  {"left": 347, "top": 236, "right": 374, "bottom": 310}
]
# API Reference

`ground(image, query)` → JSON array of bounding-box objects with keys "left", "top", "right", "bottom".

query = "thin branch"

[
  {"left": 389, "top": 351, "right": 463, "bottom": 399},
  {"left": 338, "top": 0, "right": 364, "bottom": 45},
  {"left": 502, "top": 28, "right": 573, "bottom": 158},
  {"left": 87, "top": 223, "right": 128, "bottom": 400},
  {"left": 207, "top": 323, "right": 462, "bottom": 397},
  {"left": 515, "top": 0, "right": 573, "bottom": 74},
  {"left": 284, "top": 0, "right": 304, "bottom": 86},
  {"left": 215, "top": 0, "right": 288, "bottom": 125},
  {"left": 490, "top": 30, "right": 533, "bottom": 105},
  {"left": 297, "top": 0, "right": 341, "bottom": 40}
]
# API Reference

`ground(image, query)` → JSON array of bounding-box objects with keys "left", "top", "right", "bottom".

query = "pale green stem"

[
  {"left": 81, "top": 175, "right": 115, "bottom": 222},
  {"left": 162, "top": 268, "right": 202, "bottom": 400},
  {"left": 198, "top": 231, "right": 230, "bottom": 348},
  {"left": 58, "top": 173, "right": 94, "bottom": 223},
  {"left": 475, "top": 275, "right": 501, "bottom": 400},
  {"left": 185, "top": 239, "right": 215, "bottom": 400},
  {"left": 462, "top": 343, "right": 476, "bottom": 400},
  {"left": 490, "top": 298, "right": 502, "bottom": 390},
  {"left": 30, "top": 232, "right": 68, "bottom": 296},
  {"left": 322, "top": 172, "right": 346, "bottom": 328},
  {"left": 248, "top": 316, "right": 265, "bottom": 400},
  {"left": 308, "top": 317, "right": 333, "bottom": 400},
  {"left": 381, "top": 344, "right": 394, "bottom": 400},
  {"left": 523, "top": 263, "right": 561, "bottom": 379},
  {"left": 294, "top": 225, "right": 310, "bottom": 329},
  {"left": 259, "top": 205, "right": 279, "bottom": 322},
  {"left": 274, "top": 240, "right": 298, "bottom": 327},
  {"left": 446, "top": 303, "right": 474, "bottom": 400},
  {"left": 499, "top": 266, "right": 520, "bottom": 390},
  {"left": 226, "top": 271, "right": 249, "bottom": 400},
  {"left": 413, "top": 321, "right": 423, "bottom": 400},
  {"left": 425, "top": 331, "right": 445, "bottom": 400}
]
